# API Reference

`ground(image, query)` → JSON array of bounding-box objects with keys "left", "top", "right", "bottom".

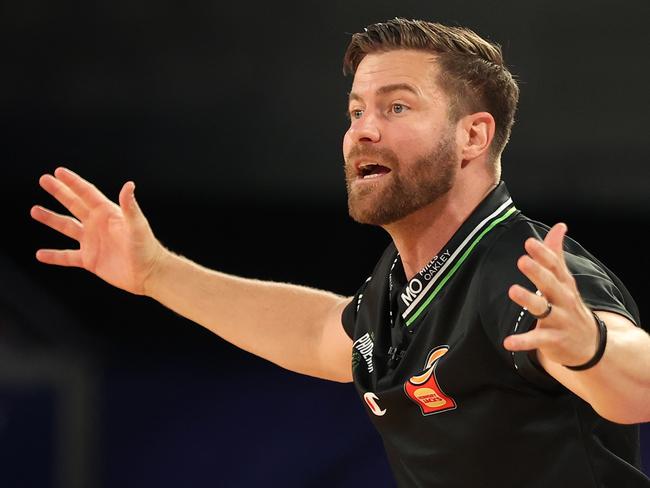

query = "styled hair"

[{"left": 343, "top": 18, "right": 520, "bottom": 160}]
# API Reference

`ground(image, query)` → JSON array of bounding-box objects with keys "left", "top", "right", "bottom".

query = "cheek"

[
  {"left": 342, "top": 130, "right": 353, "bottom": 156},
  {"left": 453, "top": 123, "right": 466, "bottom": 148},
  {"left": 393, "top": 121, "right": 431, "bottom": 144},
  {"left": 411, "top": 122, "right": 456, "bottom": 151}
]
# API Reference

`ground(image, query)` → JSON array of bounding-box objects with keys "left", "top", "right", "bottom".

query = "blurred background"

[{"left": 1, "top": 0, "right": 648, "bottom": 486}]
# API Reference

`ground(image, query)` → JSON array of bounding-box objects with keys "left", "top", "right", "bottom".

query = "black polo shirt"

[{"left": 342, "top": 182, "right": 649, "bottom": 487}]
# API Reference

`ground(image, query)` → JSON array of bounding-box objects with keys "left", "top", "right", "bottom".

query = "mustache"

[{"left": 345, "top": 145, "right": 400, "bottom": 167}]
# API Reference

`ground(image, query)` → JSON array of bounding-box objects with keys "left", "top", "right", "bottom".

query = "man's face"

[{"left": 343, "top": 50, "right": 459, "bottom": 226}]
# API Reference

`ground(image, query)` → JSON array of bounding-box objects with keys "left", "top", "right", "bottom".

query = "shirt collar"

[{"left": 393, "top": 181, "right": 518, "bottom": 327}]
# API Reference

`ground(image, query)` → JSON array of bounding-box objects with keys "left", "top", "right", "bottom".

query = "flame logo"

[{"left": 404, "top": 346, "right": 457, "bottom": 416}]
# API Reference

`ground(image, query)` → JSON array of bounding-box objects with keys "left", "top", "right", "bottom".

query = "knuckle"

[
  {"left": 547, "top": 333, "right": 562, "bottom": 348},
  {"left": 546, "top": 255, "right": 562, "bottom": 275},
  {"left": 566, "top": 274, "right": 577, "bottom": 288}
]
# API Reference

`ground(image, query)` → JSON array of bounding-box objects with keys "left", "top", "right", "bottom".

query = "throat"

[{"left": 387, "top": 209, "right": 461, "bottom": 280}]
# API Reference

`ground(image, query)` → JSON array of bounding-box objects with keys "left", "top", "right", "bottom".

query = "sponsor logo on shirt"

[
  {"left": 363, "top": 392, "right": 386, "bottom": 416},
  {"left": 352, "top": 332, "right": 375, "bottom": 373},
  {"left": 404, "top": 346, "right": 457, "bottom": 416},
  {"left": 400, "top": 249, "right": 451, "bottom": 307}
]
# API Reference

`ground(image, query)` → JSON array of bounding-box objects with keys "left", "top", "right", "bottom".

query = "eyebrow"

[{"left": 348, "top": 83, "right": 420, "bottom": 103}]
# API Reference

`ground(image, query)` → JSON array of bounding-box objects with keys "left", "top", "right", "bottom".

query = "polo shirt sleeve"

[
  {"left": 341, "top": 278, "right": 372, "bottom": 340},
  {"left": 568, "top": 254, "right": 639, "bottom": 326},
  {"left": 478, "top": 221, "right": 640, "bottom": 389}
]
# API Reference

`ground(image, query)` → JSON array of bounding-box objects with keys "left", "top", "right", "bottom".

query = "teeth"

[
  {"left": 357, "top": 162, "right": 390, "bottom": 179},
  {"left": 359, "top": 163, "right": 378, "bottom": 177}
]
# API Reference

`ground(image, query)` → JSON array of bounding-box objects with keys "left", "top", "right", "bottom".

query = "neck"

[{"left": 384, "top": 180, "right": 497, "bottom": 279}]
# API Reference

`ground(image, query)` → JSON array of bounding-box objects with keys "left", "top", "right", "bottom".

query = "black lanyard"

[{"left": 387, "top": 255, "right": 408, "bottom": 367}]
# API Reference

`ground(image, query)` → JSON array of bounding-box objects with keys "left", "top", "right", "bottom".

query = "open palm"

[{"left": 31, "top": 167, "right": 163, "bottom": 295}]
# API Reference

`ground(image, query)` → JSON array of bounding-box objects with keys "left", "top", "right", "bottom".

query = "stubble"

[{"left": 345, "top": 132, "right": 458, "bottom": 226}]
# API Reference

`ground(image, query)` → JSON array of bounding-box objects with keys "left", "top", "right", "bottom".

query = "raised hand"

[
  {"left": 503, "top": 223, "right": 599, "bottom": 368},
  {"left": 31, "top": 167, "right": 165, "bottom": 295}
]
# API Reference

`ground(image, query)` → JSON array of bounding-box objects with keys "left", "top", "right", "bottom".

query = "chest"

[{"left": 350, "top": 270, "right": 511, "bottom": 420}]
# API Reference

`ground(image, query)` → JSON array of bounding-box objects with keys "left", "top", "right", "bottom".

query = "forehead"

[{"left": 350, "top": 49, "right": 441, "bottom": 98}]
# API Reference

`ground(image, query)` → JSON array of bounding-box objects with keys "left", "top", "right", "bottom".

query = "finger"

[
  {"left": 524, "top": 237, "right": 571, "bottom": 284},
  {"left": 39, "top": 174, "right": 89, "bottom": 220},
  {"left": 54, "top": 167, "right": 110, "bottom": 211},
  {"left": 508, "top": 284, "right": 550, "bottom": 318},
  {"left": 31, "top": 205, "right": 83, "bottom": 241},
  {"left": 503, "top": 327, "right": 557, "bottom": 352},
  {"left": 516, "top": 254, "right": 563, "bottom": 303},
  {"left": 543, "top": 222, "right": 567, "bottom": 255},
  {"left": 35, "top": 249, "right": 83, "bottom": 268},
  {"left": 118, "top": 181, "right": 143, "bottom": 220}
]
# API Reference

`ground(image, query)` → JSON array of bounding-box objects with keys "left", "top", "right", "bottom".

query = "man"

[{"left": 32, "top": 18, "right": 649, "bottom": 487}]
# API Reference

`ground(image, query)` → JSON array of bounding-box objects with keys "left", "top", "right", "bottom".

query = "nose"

[{"left": 347, "top": 112, "right": 381, "bottom": 143}]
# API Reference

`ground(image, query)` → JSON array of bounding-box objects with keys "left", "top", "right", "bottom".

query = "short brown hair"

[{"left": 343, "top": 18, "right": 520, "bottom": 160}]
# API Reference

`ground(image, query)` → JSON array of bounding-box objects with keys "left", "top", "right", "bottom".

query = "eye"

[
  {"left": 350, "top": 109, "right": 364, "bottom": 120},
  {"left": 391, "top": 103, "right": 407, "bottom": 114}
]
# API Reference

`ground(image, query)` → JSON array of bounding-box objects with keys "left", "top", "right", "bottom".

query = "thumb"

[
  {"left": 503, "top": 328, "right": 548, "bottom": 352},
  {"left": 119, "top": 181, "right": 143, "bottom": 220}
]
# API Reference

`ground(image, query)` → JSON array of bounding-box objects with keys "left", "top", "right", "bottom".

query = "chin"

[{"left": 348, "top": 202, "right": 402, "bottom": 226}]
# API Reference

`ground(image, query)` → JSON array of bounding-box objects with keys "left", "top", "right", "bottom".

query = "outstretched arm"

[
  {"left": 32, "top": 167, "right": 353, "bottom": 382},
  {"left": 503, "top": 223, "right": 650, "bottom": 424}
]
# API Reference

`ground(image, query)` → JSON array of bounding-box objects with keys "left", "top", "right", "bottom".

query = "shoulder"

[
  {"left": 474, "top": 213, "right": 610, "bottom": 296},
  {"left": 341, "top": 242, "right": 396, "bottom": 337},
  {"left": 361, "top": 241, "right": 398, "bottom": 291},
  {"left": 478, "top": 213, "right": 606, "bottom": 276},
  {"left": 476, "top": 213, "right": 548, "bottom": 276},
  {"left": 477, "top": 212, "right": 640, "bottom": 325}
]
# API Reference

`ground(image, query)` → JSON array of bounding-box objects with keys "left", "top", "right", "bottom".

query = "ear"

[{"left": 458, "top": 112, "right": 495, "bottom": 166}]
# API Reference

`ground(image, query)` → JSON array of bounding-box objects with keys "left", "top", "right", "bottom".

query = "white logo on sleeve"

[
  {"left": 363, "top": 392, "right": 387, "bottom": 416},
  {"left": 353, "top": 333, "right": 375, "bottom": 373}
]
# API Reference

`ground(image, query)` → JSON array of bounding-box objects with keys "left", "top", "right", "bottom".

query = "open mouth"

[{"left": 358, "top": 163, "right": 391, "bottom": 179}]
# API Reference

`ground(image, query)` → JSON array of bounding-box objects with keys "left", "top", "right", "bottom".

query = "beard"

[{"left": 344, "top": 131, "right": 458, "bottom": 226}]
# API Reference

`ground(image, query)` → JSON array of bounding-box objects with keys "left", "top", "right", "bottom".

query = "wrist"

[
  {"left": 563, "top": 311, "right": 608, "bottom": 371},
  {"left": 142, "top": 243, "right": 173, "bottom": 298}
]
